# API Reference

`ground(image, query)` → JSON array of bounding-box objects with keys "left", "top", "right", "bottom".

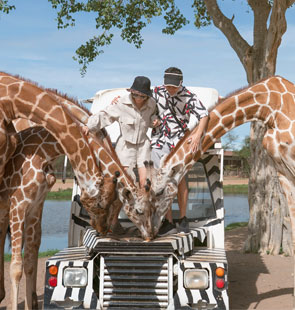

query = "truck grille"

[{"left": 99, "top": 254, "right": 173, "bottom": 309}]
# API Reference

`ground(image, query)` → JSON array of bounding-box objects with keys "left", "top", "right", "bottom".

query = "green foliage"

[
  {"left": 223, "top": 132, "right": 239, "bottom": 151},
  {"left": 46, "top": 188, "right": 72, "bottom": 200},
  {"left": 225, "top": 221, "right": 248, "bottom": 231},
  {"left": 4, "top": 250, "right": 59, "bottom": 261},
  {"left": 4, "top": 253, "right": 11, "bottom": 262},
  {"left": 223, "top": 184, "right": 248, "bottom": 194},
  {"left": 234, "top": 136, "right": 250, "bottom": 176},
  {"left": 52, "top": 155, "right": 74, "bottom": 179},
  {"left": 192, "top": 0, "right": 211, "bottom": 28},
  {"left": 38, "top": 249, "right": 60, "bottom": 257},
  {"left": 0, "top": 0, "right": 15, "bottom": 14},
  {"left": 48, "top": 0, "right": 199, "bottom": 75}
]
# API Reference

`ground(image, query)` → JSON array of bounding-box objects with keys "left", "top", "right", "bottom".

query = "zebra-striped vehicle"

[{"left": 43, "top": 87, "right": 229, "bottom": 310}]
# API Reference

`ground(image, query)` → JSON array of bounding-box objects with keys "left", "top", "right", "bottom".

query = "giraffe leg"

[
  {"left": 9, "top": 200, "right": 26, "bottom": 310},
  {"left": 24, "top": 203, "right": 44, "bottom": 310},
  {"left": 23, "top": 169, "right": 55, "bottom": 310},
  {"left": 24, "top": 170, "right": 56, "bottom": 310},
  {"left": 0, "top": 201, "right": 9, "bottom": 302}
]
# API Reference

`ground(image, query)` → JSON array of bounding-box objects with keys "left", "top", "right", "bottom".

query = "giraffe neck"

[
  {"left": 47, "top": 89, "right": 137, "bottom": 191},
  {"left": 159, "top": 75, "right": 294, "bottom": 186},
  {"left": 0, "top": 72, "right": 102, "bottom": 195}
]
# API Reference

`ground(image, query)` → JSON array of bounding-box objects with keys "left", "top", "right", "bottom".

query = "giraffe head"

[
  {"left": 80, "top": 174, "right": 118, "bottom": 235},
  {"left": 117, "top": 182, "right": 154, "bottom": 241},
  {"left": 149, "top": 179, "right": 178, "bottom": 236}
]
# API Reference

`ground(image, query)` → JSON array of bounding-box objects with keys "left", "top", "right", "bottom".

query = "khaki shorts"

[{"left": 115, "top": 138, "right": 151, "bottom": 168}]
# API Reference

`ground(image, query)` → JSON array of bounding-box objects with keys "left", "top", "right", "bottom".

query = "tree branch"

[
  {"left": 248, "top": 0, "right": 270, "bottom": 49},
  {"left": 203, "top": 0, "right": 250, "bottom": 71},
  {"left": 287, "top": 0, "right": 295, "bottom": 6},
  {"left": 265, "top": 0, "right": 289, "bottom": 71}
]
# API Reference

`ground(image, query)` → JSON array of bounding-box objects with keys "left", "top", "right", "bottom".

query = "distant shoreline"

[
  {"left": 50, "top": 177, "right": 249, "bottom": 195},
  {"left": 50, "top": 176, "right": 249, "bottom": 192}
]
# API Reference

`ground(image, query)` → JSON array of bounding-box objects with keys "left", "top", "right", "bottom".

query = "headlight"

[
  {"left": 184, "top": 269, "right": 209, "bottom": 289},
  {"left": 63, "top": 267, "right": 88, "bottom": 287}
]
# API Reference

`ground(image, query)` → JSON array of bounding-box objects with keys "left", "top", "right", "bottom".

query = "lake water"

[{"left": 4, "top": 194, "right": 249, "bottom": 253}]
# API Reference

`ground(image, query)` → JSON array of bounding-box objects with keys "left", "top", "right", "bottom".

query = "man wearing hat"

[{"left": 151, "top": 67, "right": 209, "bottom": 235}]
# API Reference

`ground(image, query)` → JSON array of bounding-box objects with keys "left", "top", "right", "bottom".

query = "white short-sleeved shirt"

[{"left": 151, "top": 85, "right": 208, "bottom": 149}]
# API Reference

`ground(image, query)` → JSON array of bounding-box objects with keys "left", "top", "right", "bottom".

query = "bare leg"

[
  {"left": 137, "top": 166, "right": 147, "bottom": 188},
  {"left": 110, "top": 166, "right": 130, "bottom": 227},
  {"left": 164, "top": 176, "right": 188, "bottom": 223},
  {"left": 178, "top": 176, "right": 188, "bottom": 219}
]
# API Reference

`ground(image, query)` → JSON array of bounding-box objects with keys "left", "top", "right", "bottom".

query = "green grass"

[
  {"left": 223, "top": 184, "right": 248, "bottom": 194},
  {"left": 225, "top": 221, "right": 248, "bottom": 231},
  {"left": 46, "top": 189, "right": 72, "bottom": 200},
  {"left": 4, "top": 250, "right": 60, "bottom": 262},
  {"left": 46, "top": 185, "right": 248, "bottom": 199}
]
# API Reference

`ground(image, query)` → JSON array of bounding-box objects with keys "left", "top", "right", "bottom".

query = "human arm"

[
  {"left": 187, "top": 115, "right": 209, "bottom": 154},
  {"left": 152, "top": 118, "right": 161, "bottom": 127},
  {"left": 149, "top": 99, "right": 161, "bottom": 128},
  {"left": 81, "top": 104, "right": 120, "bottom": 135}
]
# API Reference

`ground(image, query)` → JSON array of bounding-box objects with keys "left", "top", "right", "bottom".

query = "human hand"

[
  {"left": 187, "top": 133, "right": 201, "bottom": 154},
  {"left": 111, "top": 96, "right": 121, "bottom": 105},
  {"left": 152, "top": 118, "right": 161, "bottom": 127},
  {"left": 82, "top": 125, "right": 90, "bottom": 135}
]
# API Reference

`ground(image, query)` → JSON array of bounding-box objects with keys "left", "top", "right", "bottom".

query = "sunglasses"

[{"left": 131, "top": 93, "right": 148, "bottom": 99}]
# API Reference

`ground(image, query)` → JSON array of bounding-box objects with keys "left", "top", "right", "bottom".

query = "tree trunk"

[
  {"left": 203, "top": 0, "right": 294, "bottom": 255},
  {"left": 243, "top": 121, "right": 293, "bottom": 255}
]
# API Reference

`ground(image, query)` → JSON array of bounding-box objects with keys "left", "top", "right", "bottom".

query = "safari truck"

[{"left": 43, "top": 87, "right": 229, "bottom": 310}]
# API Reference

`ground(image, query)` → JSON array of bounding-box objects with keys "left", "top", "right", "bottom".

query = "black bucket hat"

[
  {"left": 128, "top": 76, "right": 152, "bottom": 97},
  {"left": 164, "top": 67, "right": 183, "bottom": 87}
]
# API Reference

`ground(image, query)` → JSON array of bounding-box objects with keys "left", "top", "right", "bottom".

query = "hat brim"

[
  {"left": 164, "top": 75, "right": 182, "bottom": 87},
  {"left": 128, "top": 87, "right": 152, "bottom": 97}
]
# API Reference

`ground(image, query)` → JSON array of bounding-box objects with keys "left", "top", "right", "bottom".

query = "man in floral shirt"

[{"left": 151, "top": 67, "right": 209, "bottom": 235}]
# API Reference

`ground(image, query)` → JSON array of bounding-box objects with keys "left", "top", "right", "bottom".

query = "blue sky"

[{"left": 1, "top": 0, "right": 295, "bottom": 148}]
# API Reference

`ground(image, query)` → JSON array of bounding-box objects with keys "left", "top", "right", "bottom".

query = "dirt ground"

[
  {"left": 50, "top": 178, "right": 74, "bottom": 191},
  {"left": 1, "top": 177, "right": 293, "bottom": 309},
  {"left": 1, "top": 226, "right": 292, "bottom": 309}
]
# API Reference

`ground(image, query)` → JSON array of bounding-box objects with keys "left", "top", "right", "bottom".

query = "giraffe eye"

[
  {"left": 122, "top": 189, "right": 132, "bottom": 200},
  {"left": 136, "top": 209, "right": 143, "bottom": 215},
  {"left": 156, "top": 189, "right": 164, "bottom": 196}
]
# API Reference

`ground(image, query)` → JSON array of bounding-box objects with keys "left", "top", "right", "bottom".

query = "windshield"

[{"left": 119, "top": 161, "right": 217, "bottom": 222}]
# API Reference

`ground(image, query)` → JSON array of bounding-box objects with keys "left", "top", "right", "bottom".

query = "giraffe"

[
  {"left": 0, "top": 72, "right": 114, "bottom": 232},
  {"left": 55, "top": 91, "right": 154, "bottom": 237},
  {"left": 0, "top": 124, "right": 123, "bottom": 310},
  {"left": 38, "top": 84, "right": 154, "bottom": 236},
  {"left": 149, "top": 76, "right": 295, "bottom": 240},
  {"left": 0, "top": 72, "right": 153, "bottom": 241},
  {"left": 0, "top": 126, "right": 62, "bottom": 309}
]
